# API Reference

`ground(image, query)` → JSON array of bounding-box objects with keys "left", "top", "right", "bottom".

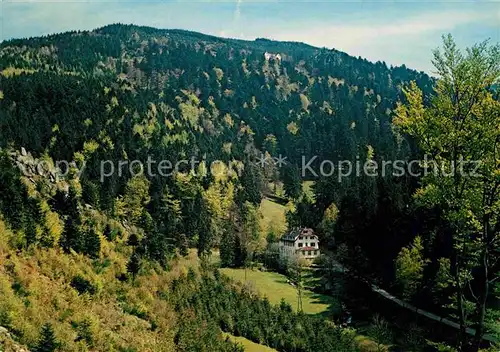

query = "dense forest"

[{"left": 0, "top": 24, "right": 498, "bottom": 351}]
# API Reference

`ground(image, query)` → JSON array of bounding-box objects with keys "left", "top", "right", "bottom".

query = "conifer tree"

[
  {"left": 127, "top": 251, "right": 141, "bottom": 278},
  {"left": 34, "top": 323, "right": 59, "bottom": 352},
  {"left": 282, "top": 163, "right": 302, "bottom": 200}
]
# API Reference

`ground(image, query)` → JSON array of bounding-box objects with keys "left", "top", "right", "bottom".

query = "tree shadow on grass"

[{"left": 306, "top": 292, "right": 341, "bottom": 318}]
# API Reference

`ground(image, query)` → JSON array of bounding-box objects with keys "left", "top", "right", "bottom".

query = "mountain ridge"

[{"left": 1, "top": 23, "right": 432, "bottom": 78}]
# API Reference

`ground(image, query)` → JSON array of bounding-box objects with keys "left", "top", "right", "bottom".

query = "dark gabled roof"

[{"left": 280, "top": 228, "right": 316, "bottom": 242}]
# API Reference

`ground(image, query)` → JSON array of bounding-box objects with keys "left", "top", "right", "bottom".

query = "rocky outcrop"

[
  {"left": 0, "top": 326, "right": 30, "bottom": 352},
  {"left": 9, "top": 148, "right": 71, "bottom": 196}
]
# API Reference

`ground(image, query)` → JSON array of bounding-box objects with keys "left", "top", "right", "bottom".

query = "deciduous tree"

[{"left": 395, "top": 35, "right": 500, "bottom": 350}]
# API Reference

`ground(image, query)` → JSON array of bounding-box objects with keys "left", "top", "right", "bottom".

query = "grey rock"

[{"left": 0, "top": 326, "right": 10, "bottom": 336}]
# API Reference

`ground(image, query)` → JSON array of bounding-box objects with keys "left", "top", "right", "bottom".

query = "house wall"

[
  {"left": 294, "top": 235, "right": 319, "bottom": 251},
  {"left": 279, "top": 230, "right": 320, "bottom": 261},
  {"left": 295, "top": 230, "right": 320, "bottom": 260},
  {"left": 278, "top": 240, "right": 295, "bottom": 256}
]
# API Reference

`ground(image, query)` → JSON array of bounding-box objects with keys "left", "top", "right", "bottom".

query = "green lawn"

[
  {"left": 220, "top": 268, "right": 338, "bottom": 315},
  {"left": 259, "top": 198, "right": 287, "bottom": 235},
  {"left": 260, "top": 182, "right": 315, "bottom": 237},
  {"left": 223, "top": 332, "right": 277, "bottom": 352}
]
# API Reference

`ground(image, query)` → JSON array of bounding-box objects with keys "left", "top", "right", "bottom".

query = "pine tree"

[
  {"left": 84, "top": 228, "right": 101, "bottom": 258},
  {"left": 34, "top": 323, "right": 59, "bottom": 352},
  {"left": 60, "top": 186, "right": 84, "bottom": 253},
  {"left": 127, "top": 251, "right": 141, "bottom": 278},
  {"left": 103, "top": 224, "right": 115, "bottom": 241},
  {"left": 177, "top": 233, "right": 189, "bottom": 257},
  {"left": 238, "top": 162, "right": 263, "bottom": 206},
  {"left": 282, "top": 163, "right": 302, "bottom": 200}
]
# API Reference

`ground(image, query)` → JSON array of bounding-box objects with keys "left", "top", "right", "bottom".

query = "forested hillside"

[
  {"left": 0, "top": 23, "right": 434, "bottom": 269},
  {"left": 0, "top": 24, "right": 497, "bottom": 352}
]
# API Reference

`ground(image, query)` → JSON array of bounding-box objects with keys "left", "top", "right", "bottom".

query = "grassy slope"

[
  {"left": 0, "top": 215, "right": 275, "bottom": 352},
  {"left": 223, "top": 333, "right": 277, "bottom": 352},
  {"left": 0, "top": 217, "right": 203, "bottom": 352},
  {"left": 254, "top": 193, "right": 384, "bottom": 351},
  {"left": 220, "top": 268, "right": 338, "bottom": 315},
  {"left": 220, "top": 268, "right": 383, "bottom": 352},
  {"left": 259, "top": 199, "right": 287, "bottom": 235},
  {"left": 260, "top": 182, "right": 314, "bottom": 237},
  {"left": 254, "top": 197, "right": 339, "bottom": 315}
]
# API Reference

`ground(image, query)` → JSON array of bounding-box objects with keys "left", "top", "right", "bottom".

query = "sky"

[{"left": 1, "top": 0, "right": 499, "bottom": 74}]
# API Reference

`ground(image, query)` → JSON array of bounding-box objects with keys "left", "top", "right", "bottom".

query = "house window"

[
  {"left": 314, "top": 250, "right": 318, "bottom": 255},
  {"left": 299, "top": 236, "right": 303, "bottom": 240},
  {"left": 298, "top": 243, "right": 303, "bottom": 247},
  {"left": 308, "top": 251, "right": 311, "bottom": 256},
  {"left": 310, "top": 243, "right": 315, "bottom": 247},
  {"left": 302, "top": 251, "right": 306, "bottom": 255}
]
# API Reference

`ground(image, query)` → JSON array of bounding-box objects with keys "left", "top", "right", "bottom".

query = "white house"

[{"left": 279, "top": 228, "right": 320, "bottom": 262}]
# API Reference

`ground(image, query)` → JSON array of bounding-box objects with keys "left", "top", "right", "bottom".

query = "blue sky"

[{"left": 1, "top": 1, "right": 499, "bottom": 73}]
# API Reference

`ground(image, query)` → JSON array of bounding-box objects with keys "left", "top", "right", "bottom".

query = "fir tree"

[
  {"left": 282, "top": 163, "right": 302, "bottom": 200},
  {"left": 127, "top": 251, "right": 141, "bottom": 278},
  {"left": 33, "top": 323, "right": 59, "bottom": 352}
]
